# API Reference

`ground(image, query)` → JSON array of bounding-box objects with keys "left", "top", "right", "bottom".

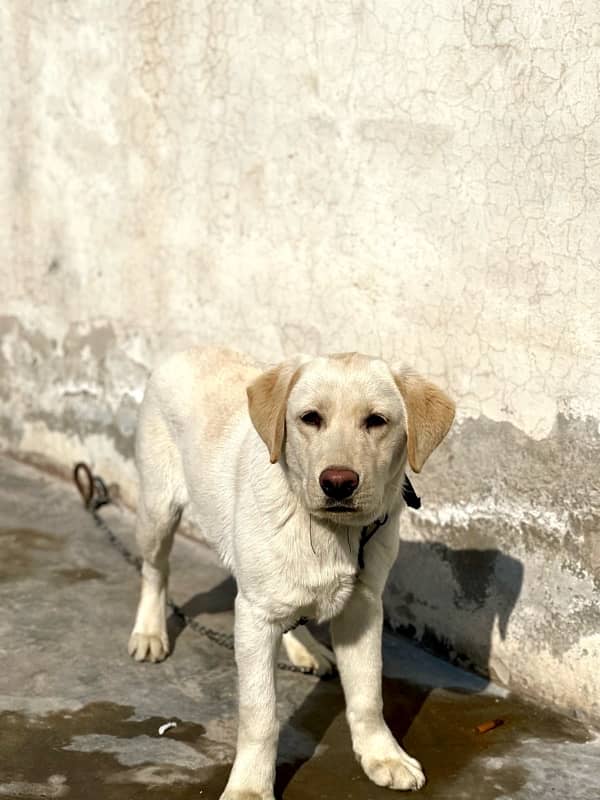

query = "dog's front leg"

[
  {"left": 220, "top": 593, "right": 281, "bottom": 800},
  {"left": 331, "top": 582, "right": 426, "bottom": 791}
]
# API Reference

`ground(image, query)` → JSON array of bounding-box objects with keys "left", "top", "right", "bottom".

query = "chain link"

[{"left": 74, "top": 463, "right": 316, "bottom": 676}]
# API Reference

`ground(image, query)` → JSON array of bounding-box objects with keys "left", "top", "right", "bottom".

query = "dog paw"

[
  {"left": 128, "top": 630, "right": 169, "bottom": 663},
  {"left": 219, "top": 791, "right": 275, "bottom": 800},
  {"left": 290, "top": 642, "right": 336, "bottom": 676},
  {"left": 359, "top": 750, "right": 425, "bottom": 791},
  {"left": 282, "top": 631, "right": 337, "bottom": 676}
]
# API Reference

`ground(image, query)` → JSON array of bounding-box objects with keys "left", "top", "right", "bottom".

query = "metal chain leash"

[{"left": 73, "top": 462, "right": 316, "bottom": 675}]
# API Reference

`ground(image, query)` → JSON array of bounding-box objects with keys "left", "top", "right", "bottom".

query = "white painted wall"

[{"left": 1, "top": 1, "right": 599, "bottom": 719}]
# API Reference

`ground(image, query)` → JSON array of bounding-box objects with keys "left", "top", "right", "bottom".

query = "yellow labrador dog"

[{"left": 128, "top": 347, "right": 455, "bottom": 798}]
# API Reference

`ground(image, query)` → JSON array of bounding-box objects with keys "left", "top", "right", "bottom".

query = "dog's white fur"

[{"left": 129, "top": 347, "right": 455, "bottom": 798}]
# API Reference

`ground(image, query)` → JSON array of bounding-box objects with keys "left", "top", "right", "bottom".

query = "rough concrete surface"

[
  {"left": 1, "top": 455, "right": 599, "bottom": 799},
  {"left": 1, "top": 0, "right": 600, "bottom": 720}
]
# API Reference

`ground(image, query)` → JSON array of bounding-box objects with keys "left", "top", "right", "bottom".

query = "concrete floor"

[{"left": 1, "top": 454, "right": 599, "bottom": 800}]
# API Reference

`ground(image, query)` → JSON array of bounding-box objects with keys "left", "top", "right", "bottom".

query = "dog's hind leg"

[
  {"left": 128, "top": 498, "right": 183, "bottom": 662},
  {"left": 128, "top": 398, "right": 187, "bottom": 663}
]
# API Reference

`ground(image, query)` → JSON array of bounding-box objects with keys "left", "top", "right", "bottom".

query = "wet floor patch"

[
  {"left": 276, "top": 675, "right": 595, "bottom": 799},
  {"left": 52, "top": 567, "right": 106, "bottom": 584},
  {"left": 0, "top": 702, "right": 230, "bottom": 799},
  {"left": 0, "top": 527, "right": 63, "bottom": 581},
  {"left": 0, "top": 527, "right": 107, "bottom": 586},
  {"left": 1, "top": 684, "right": 595, "bottom": 800}
]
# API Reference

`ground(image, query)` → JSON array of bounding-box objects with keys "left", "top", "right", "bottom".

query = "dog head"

[{"left": 247, "top": 353, "right": 455, "bottom": 526}]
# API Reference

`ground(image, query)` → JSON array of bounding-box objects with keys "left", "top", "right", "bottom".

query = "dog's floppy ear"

[
  {"left": 247, "top": 360, "right": 303, "bottom": 463},
  {"left": 393, "top": 370, "right": 455, "bottom": 473}
]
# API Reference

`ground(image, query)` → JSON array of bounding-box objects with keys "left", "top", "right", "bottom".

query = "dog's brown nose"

[{"left": 319, "top": 467, "right": 359, "bottom": 500}]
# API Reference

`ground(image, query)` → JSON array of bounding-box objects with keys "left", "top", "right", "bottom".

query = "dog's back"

[
  {"left": 142, "top": 346, "right": 260, "bottom": 446},
  {"left": 134, "top": 346, "right": 263, "bottom": 567}
]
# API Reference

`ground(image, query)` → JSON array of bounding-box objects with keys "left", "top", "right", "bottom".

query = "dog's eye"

[
  {"left": 300, "top": 410, "right": 322, "bottom": 428},
  {"left": 365, "top": 413, "right": 387, "bottom": 429}
]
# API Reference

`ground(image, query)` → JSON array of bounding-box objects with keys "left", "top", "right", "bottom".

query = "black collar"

[
  {"left": 402, "top": 474, "right": 421, "bottom": 510},
  {"left": 357, "top": 475, "right": 421, "bottom": 570},
  {"left": 358, "top": 514, "right": 388, "bottom": 569}
]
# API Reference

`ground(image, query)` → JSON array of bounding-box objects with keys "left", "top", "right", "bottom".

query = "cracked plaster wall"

[{"left": 1, "top": 2, "right": 599, "bottom": 718}]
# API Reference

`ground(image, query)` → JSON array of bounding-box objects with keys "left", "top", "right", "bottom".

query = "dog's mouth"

[
  {"left": 321, "top": 504, "right": 357, "bottom": 514},
  {"left": 311, "top": 501, "right": 380, "bottom": 527}
]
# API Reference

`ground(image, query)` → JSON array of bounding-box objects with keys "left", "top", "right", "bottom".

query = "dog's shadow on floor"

[
  {"left": 166, "top": 574, "right": 238, "bottom": 647},
  {"left": 274, "top": 673, "right": 430, "bottom": 798},
  {"left": 165, "top": 541, "right": 523, "bottom": 798}
]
